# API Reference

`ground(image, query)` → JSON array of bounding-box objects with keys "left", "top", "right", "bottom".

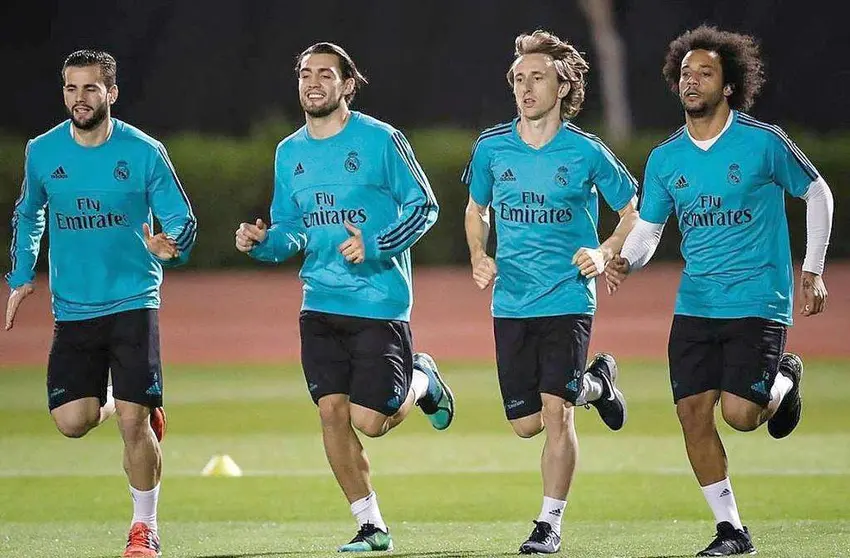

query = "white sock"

[
  {"left": 581, "top": 373, "right": 604, "bottom": 404},
  {"left": 701, "top": 478, "right": 743, "bottom": 530},
  {"left": 99, "top": 385, "right": 116, "bottom": 424},
  {"left": 770, "top": 372, "right": 794, "bottom": 405},
  {"left": 537, "top": 496, "right": 566, "bottom": 535},
  {"left": 411, "top": 369, "right": 430, "bottom": 403},
  {"left": 130, "top": 483, "right": 160, "bottom": 534},
  {"left": 350, "top": 491, "right": 387, "bottom": 532}
]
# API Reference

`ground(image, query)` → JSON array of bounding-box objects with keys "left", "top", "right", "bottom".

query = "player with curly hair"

[{"left": 606, "top": 25, "right": 834, "bottom": 556}]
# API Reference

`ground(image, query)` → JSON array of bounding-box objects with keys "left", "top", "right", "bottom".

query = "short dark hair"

[
  {"left": 62, "top": 49, "right": 117, "bottom": 88},
  {"left": 662, "top": 25, "right": 765, "bottom": 112},
  {"left": 295, "top": 42, "right": 368, "bottom": 104}
]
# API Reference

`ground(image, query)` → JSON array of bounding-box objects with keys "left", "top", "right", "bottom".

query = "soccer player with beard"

[
  {"left": 605, "top": 26, "right": 834, "bottom": 556},
  {"left": 234, "top": 42, "right": 454, "bottom": 553},
  {"left": 5, "top": 49, "right": 196, "bottom": 557},
  {"left": 463, "top": 30, "right": 638, "bottom": 554}
]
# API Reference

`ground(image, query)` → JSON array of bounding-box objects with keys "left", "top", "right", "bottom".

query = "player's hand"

[
  {"left": 143, "top": 223, "right": 179, "bottom": 260},
  {"left": 572, "top": 246, "right": 610, "bottom": 279},
  {"left": 799, "top": 270, "right": 827, "bottom": 316},
  {"left": 339, "top": 221, "right": 365, "bottom": 264},
  {"left": 471, "top": 253, "right": 497, "bottom": 290},
  {"left": 235, "top": 219, "right": 268, "bottom": 253},
  {"left": 5, "top": 283, "right": 34, "bottom": 331},
  {"left": 604, "top": 254, "right": 631, "bottom": 295}
]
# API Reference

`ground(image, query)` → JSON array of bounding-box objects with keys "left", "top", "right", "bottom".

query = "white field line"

[{"left": 1, "top": 465, "right": 848, "bottom": 478}]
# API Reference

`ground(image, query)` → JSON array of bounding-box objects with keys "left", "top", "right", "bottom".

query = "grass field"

[{"left": 0, "top": 360, "right": 848, "bottom": 557}]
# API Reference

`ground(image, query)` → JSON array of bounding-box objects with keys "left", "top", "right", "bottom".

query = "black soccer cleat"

[
  {"left": 767, "top": 353, "right": 804, "bottom": 439},
  {"left": 585, "top": 353, "right": 627, "bottom": 431},
  {"left": 519, "top": 520, "right": 561, "bottom": 554},
  {"left": 696, "top": 521, "right": 756, "bottom": 556}
]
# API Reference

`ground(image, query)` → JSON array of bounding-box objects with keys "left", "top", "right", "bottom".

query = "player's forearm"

[
  {"left": 158, "top": 217, "right": 197, "bottom": 268},
  {"left": 6, "top": 208, "right": 45, "bottom": 287},
  {"left": 600, "top": 203, "right": 639, "bottom": 259},
  {"left": 366, "top": 203, "right": 438, "bottom": 260},
  {"left": 620, "top": 218, "right": 665, "bottom": 272},
  {"left": 170, "top": 217, "right": 197, "bottom": 257},
  {"left": 464, "top": 204, "right": 490, "bottom": 262},
  {"left": 249, "top": 225, "right": 305, "bottom": 263},
  {"left": 801, "top": 177, "right": 834, "bottom": 275}
]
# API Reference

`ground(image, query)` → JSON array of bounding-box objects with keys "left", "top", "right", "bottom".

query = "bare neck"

[
  {"left": 685, "top": 103, "right": 732, "bottom": 141},
  {"left": 306, "top": 106, "right": 352, "bottom": 140},
  {"left": 517, "top": 113, "right": 562, "bottom": 149},
  {"left": 72, "top": 117, "right": 113, "bottom": 147}
]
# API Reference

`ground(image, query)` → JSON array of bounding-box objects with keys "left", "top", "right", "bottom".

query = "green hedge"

[{"left": 1, "top": 122, "right": 846, "bottom": 269}]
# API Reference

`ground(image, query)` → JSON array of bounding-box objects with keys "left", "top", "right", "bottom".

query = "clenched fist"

[
  {"left": 236, "top": 219, "right": 268, "bottom": 253},
  {"left": 471, "top": 254, "right": 497, "bottom": 290}
]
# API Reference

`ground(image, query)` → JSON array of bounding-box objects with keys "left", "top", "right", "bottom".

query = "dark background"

[
  {"left": 1, "top": 0, "right": 846, "bottom": 269},
  {"left": 2, "top": 0, "right": 848, "bottom": 138}
]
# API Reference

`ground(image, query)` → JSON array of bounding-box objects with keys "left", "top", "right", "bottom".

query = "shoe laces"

[
  {"left": 707, "top": 524, "right": 748, "bottom": 551},
  {"left": 351, "top": 522, "right": 381, "bottom": 542},
  {"left": 706, "top": 530, "right": 725, "bottom": 549},
  {"left": 528, "top": 520, "right": 554, "bottom": 544},
  {"left": 126, "top": 524, "right": 156, "bottom": 549}
]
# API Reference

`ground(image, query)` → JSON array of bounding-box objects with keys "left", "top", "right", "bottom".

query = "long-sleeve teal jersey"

[
  {"left": 6, "top": 119, "right": 197, "bottom": 321},
  {"left": 639, "top": 111, "right": 819, "bottom": 325},
  {"left": 250, "top": 111, "right": 439, "bottom": 321}
]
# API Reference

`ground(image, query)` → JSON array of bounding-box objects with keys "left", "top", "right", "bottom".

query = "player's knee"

[
  {"left": 541, "top": 397, "right": 565, "bottom": 417},
  {"left": 116, "top": 413, "right": 151, "bottom": 442},
  {"left": 113, "top": 401, "right": 153, "bottom": 440},
  {"left": 514, "top": 426, "right": 541, "bottom": 439},
  {"left": 349, "top": 404, "right": 390, "bottom": 437},
  {"left": 721, "top": 405, "right": 760, "bottom": 432},
  {"left": 54, "top": 416, "right": 95, "bottom": 438},
  {"left": 511, "top": 415, "right": 544, "bottom": 438},
  {"left": 541, "top": 398, "right": 573, "bottom": 426},
  {"left": 353, "top": 417, "right": 388, "bottom": 438},
  {"left": 317, "top": 396, "right": 350, "bottom": 427},
  {"left": 676, "top": 399, "right": 713, "bottom": 433},
  {"left": 51, "top": 405, "right": 98, "bottom": 438}
]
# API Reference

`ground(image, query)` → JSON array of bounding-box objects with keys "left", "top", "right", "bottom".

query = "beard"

[
  {"left": 681, "top": 92, "right": 723, "bottom": 118},
  {"left": 68, "top": 102, "right": 109, "bottom": 130},
  {"left": 684, "top": 101, "right": 710, "bottom": 117},
  {"left": 301, "top": 95, "right": 342, "bottom": 118}
]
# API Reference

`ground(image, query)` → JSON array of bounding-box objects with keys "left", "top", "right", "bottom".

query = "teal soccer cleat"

[
  {"left": 414, "top": 352, "right": 455, "bottom": 430},
  {"left": 338, "top": 523, "right": 393, "bottom": 552}
]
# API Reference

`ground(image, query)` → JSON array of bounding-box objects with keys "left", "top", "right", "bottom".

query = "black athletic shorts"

[
  {"left": 300, "top": 310, "right": 413, "bottom": 416},
  {"left": 668, "top": 314, "right": 787, "bottom": 405},
  {"left": 47, "top": 308, "right": 163, "bottom": 411},
  {"left": 494, "top": 314, "right": 593, "bottom": 420}
]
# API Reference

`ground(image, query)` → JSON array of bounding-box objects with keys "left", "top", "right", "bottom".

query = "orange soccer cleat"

[
  {"left": 149, "top": 407, "right": 167, "bottom": 443},
  {"left": 123, "top": 522, "right": 161, "bottom": 557}
]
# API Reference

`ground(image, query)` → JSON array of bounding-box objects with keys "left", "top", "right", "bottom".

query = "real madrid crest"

[
  {"left": 727, "top": 163, "right": 741, "bottom": 185},
  {"left": 344, "top": 151, "right": 360, "bottom": 173},
  {"left": 114, "top": 160, "right": 130, "bottom": 181},
  {"left": 555, "top": 166, "right": 569, "bottom": 187}
]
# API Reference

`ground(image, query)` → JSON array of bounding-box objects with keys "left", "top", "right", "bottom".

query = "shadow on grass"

[
  {"left": 389, "top": 552, "right": 519, "bottom": 557},
  {"left": 109, "top": 550, "right": 694, "bottom": 558},
  {"left": 189, "top": 552, "right": 520, "bottom": 558}
]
